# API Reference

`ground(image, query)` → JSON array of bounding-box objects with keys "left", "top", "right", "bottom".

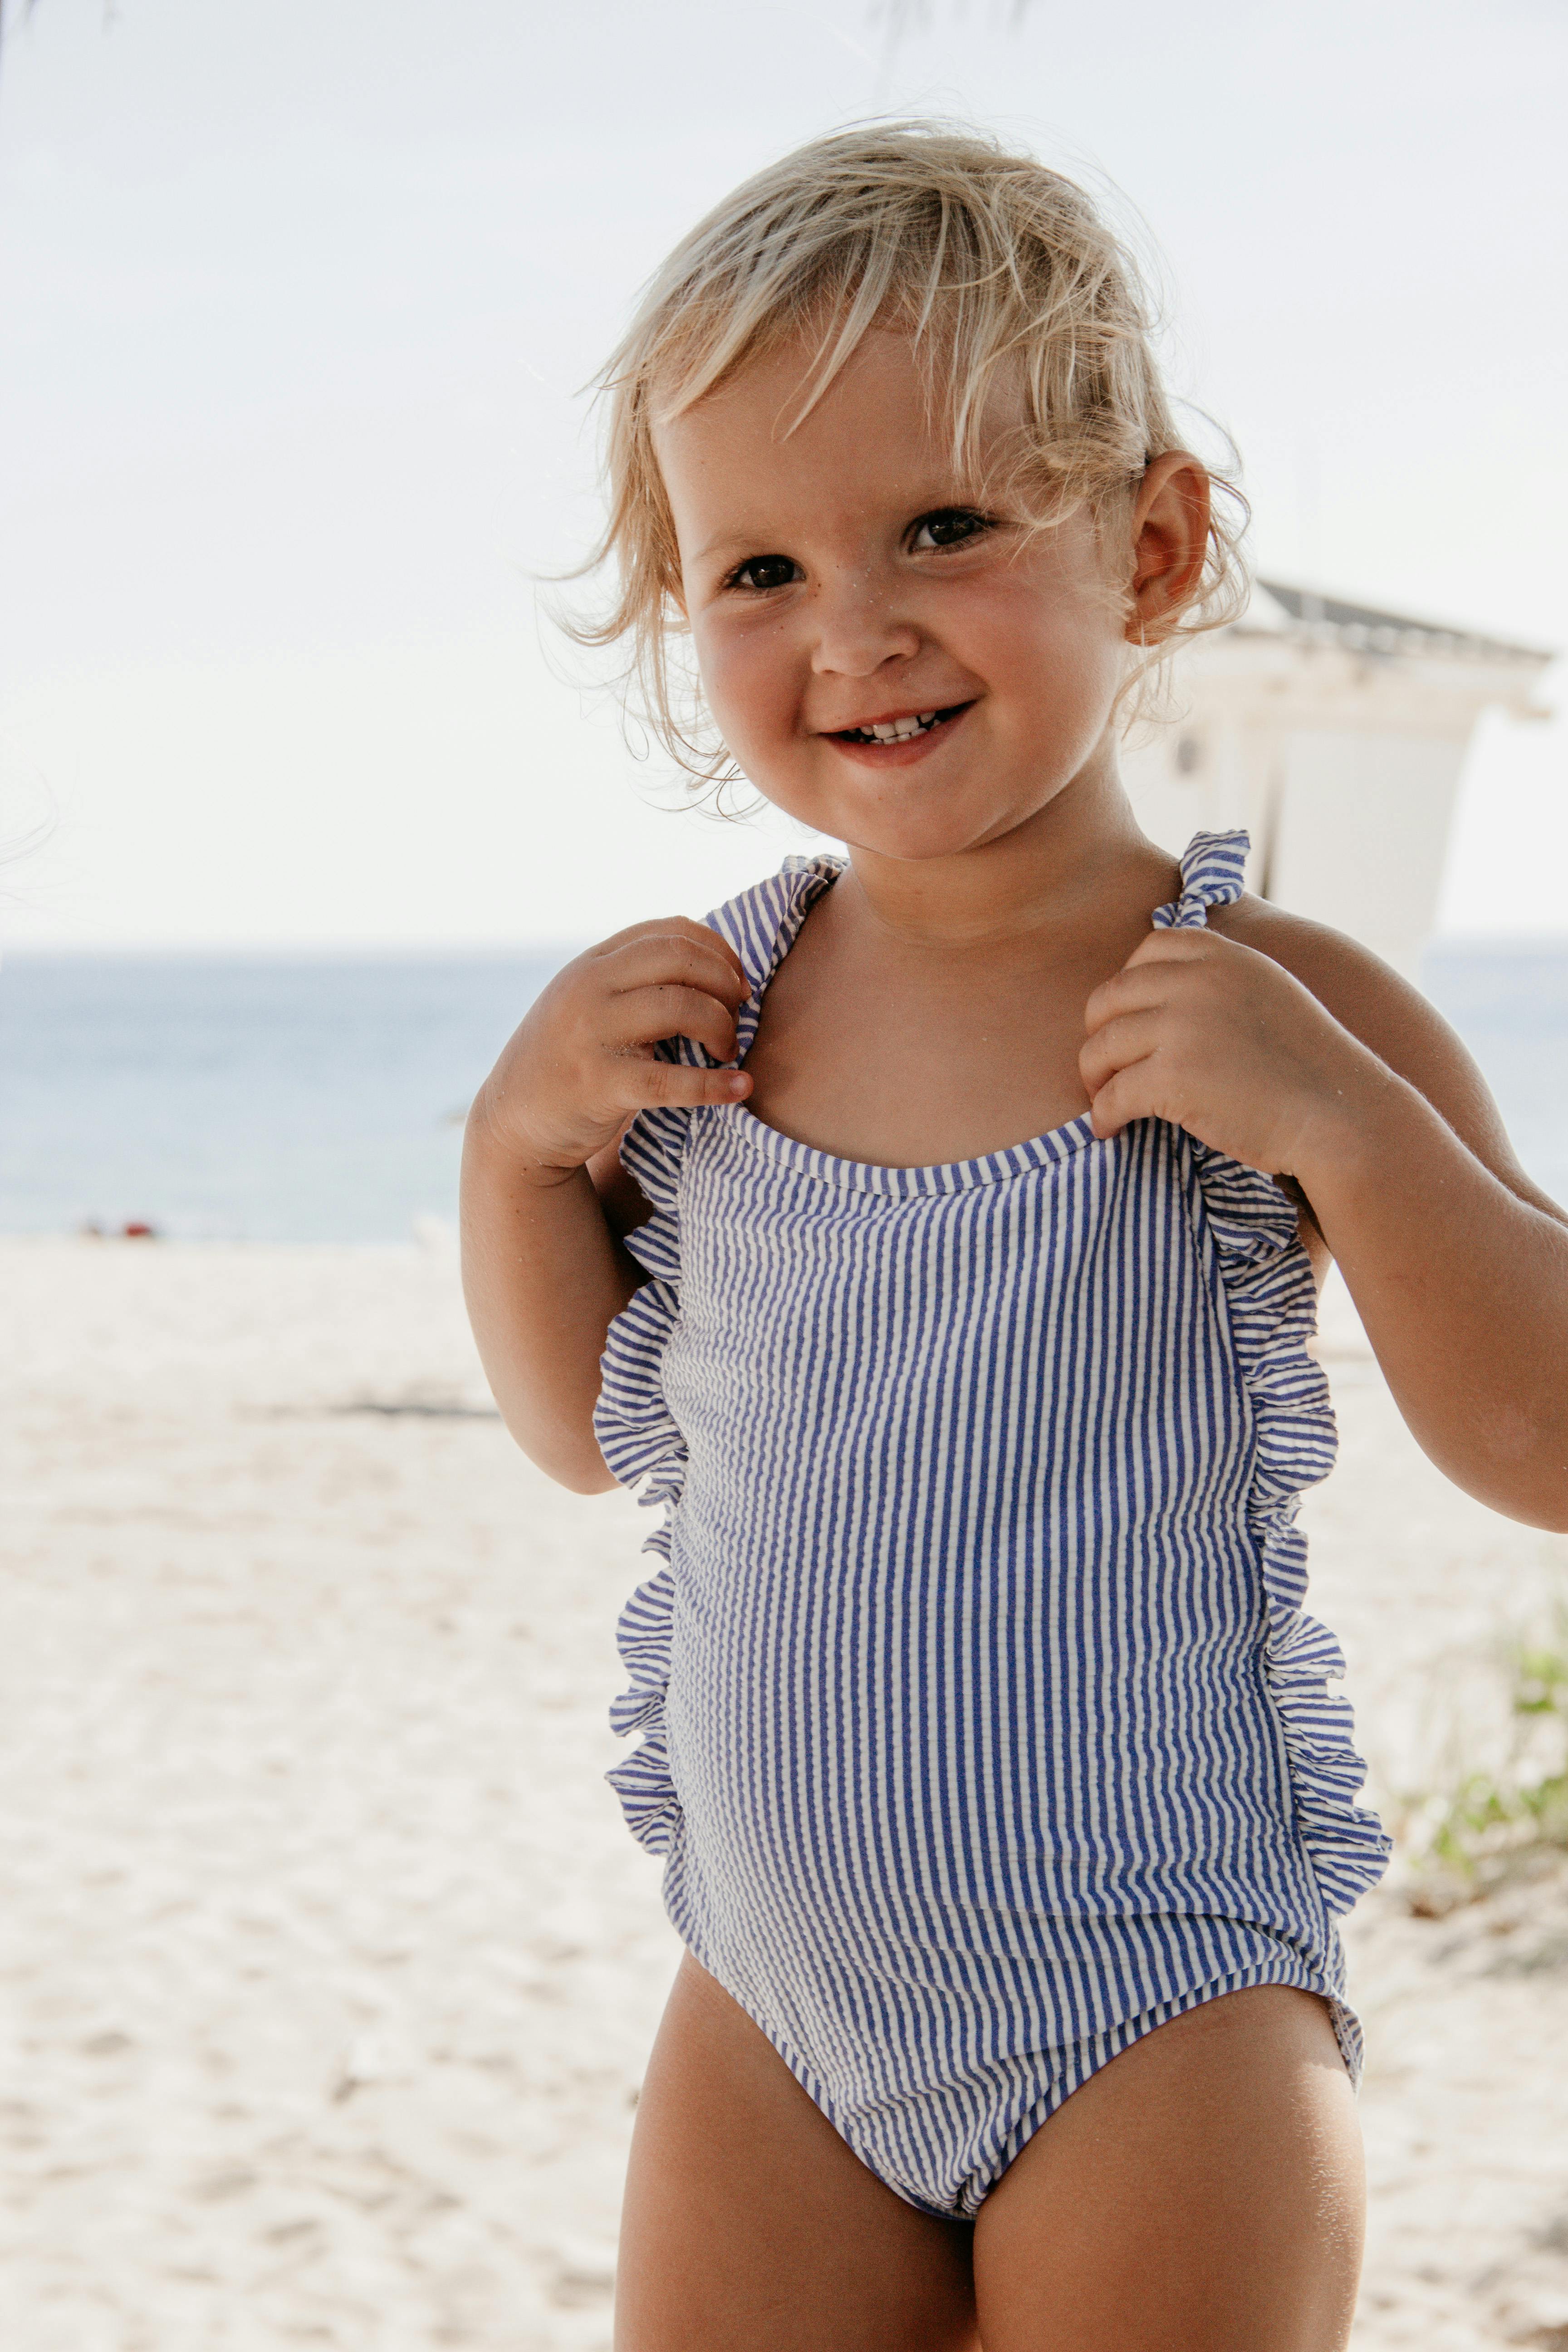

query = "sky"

[{"left": 0, "top": 0, "right": 1564, "bottom": 949}]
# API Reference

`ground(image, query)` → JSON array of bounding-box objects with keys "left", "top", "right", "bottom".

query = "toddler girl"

[{"left": 461, "top": 124, "right": 1568, "bottom": 2352}]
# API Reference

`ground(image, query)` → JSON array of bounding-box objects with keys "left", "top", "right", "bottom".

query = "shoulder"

[
  {"left": 1211, "top": 893, "right": 1560, "bottom": 1218},
  {"left": 1214, "top": 893, "right": 1448, "bottom": 1073}
]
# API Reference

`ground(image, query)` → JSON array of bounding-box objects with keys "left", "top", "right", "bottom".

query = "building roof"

[{"left": 1250, "top": 579, "right": 1554, "bottom": 670}]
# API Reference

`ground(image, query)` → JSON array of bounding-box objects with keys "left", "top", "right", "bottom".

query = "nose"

[{"left": 808, "top": 565, "right": 922, "bottom": 678}]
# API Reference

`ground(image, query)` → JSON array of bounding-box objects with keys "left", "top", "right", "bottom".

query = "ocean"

[
  {"left": 1, "top": 942, "right": 1565, "bottom": 1243},
  {"left": 0, "top": 953, "right": 563, "bottom": 1245}
]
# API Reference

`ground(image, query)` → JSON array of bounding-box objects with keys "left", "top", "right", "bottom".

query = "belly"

[
  {"left": 663, "top": 1481, "right": 1299, "bottom": 1942},
  {"left": 653, "top": 1113, "right": 1317, "bottom": 1950}
]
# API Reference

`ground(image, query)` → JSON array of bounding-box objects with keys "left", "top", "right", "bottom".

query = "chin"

[
  {"left": 746, "top": 742, "right": 1057, "bottom": 858},
  {"left": 836, "top": 809, "right": 1019, "bottom": 862}
]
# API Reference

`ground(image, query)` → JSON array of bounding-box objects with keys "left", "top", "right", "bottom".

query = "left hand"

[{"left": 1080, "top": 928, "right": 1379, "bottom": 1177}]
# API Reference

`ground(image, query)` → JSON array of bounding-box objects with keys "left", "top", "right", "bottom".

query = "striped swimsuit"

[{"left": 593, "top": 829, "right": 1390, "bottom": 2220}]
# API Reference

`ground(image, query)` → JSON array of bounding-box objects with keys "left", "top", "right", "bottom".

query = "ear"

[{"left": 1124, "top": 453, "right": 1211, "bottom": 643}]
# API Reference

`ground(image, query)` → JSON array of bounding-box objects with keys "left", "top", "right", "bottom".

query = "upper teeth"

[{"left": 861, "top": 711, "right": 939, "bottom": 742}]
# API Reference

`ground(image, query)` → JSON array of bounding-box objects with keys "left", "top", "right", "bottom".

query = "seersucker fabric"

[{"left": 593, "top": 828, "right": 1390, "bottom": 2219}]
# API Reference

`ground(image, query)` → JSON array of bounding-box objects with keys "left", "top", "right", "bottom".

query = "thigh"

[
  {"left": 973, "top": 1987, "right": 1364, "bottom": 2352},
  {"left": 615, "top": 1951, "right": 978, "bottom": 2352}
]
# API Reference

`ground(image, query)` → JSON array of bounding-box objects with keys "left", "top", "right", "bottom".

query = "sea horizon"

[
  {"left": 9, "top": 933, "right": 1565, "bottom": 959},
  {"left": 3, "top": 937, "right": 1566, "bottom": 1246}
]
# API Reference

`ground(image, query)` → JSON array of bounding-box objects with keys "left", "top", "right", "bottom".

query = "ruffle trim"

[
  {"left": 593, "top": 859, "right": 843, "bottom": 1857},
  {"left": 1196, "top": 1144, "right": 1392, "bottom": 1916},
  {"left": 593, "top": 1112, "right": 693, "bottom": 1855}
]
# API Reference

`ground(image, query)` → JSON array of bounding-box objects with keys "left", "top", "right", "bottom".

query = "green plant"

[{"left": 1408, "top": 1613, "right": 1568, "bottom": 1905}]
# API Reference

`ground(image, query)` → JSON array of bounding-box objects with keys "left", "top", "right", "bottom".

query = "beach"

[{"left": 4, "top": 1232, "right": 1568, "bottom": 2351}]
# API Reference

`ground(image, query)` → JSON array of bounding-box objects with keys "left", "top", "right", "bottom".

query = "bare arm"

[
  {"left": 460, "top": 919, "right": 752, "bottom": 1493},
  {"left": 1083, "top": 903, "right": 1568, "bottom": 1531}
]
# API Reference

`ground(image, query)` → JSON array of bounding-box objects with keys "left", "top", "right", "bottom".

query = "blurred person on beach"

[{"left": 461, "top": 124, "right": 1568, "bottom": 2351}]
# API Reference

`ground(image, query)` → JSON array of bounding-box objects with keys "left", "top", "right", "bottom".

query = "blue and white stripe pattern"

[{"left": 594, "top": 829, "right": 1391, "bottom": 2219}]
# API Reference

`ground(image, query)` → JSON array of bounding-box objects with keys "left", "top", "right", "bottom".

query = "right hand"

[{"left": 469, "top": 916, "right": 754, "bottom": 1176}]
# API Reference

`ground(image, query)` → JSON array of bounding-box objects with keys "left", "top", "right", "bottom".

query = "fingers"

[
  {"left": 1086, "top": 1060, "right": 1158, "bottom": 1140},
  {"left": 630, "top": 1059, "right": 752, "bottom": 1112},
  {"left": 595, "top": 918, "right": 750, "bottom": 1002},
  {"left": 476, "top": 915, "right": 760, "bottom": 1175},
  {"left": 602, "top": 928, "right": 753, "bottom": 1005},
  {"left": 592, "top": 928, "right": 755, "bottom": 1067},
  {"left": 605, "top": 982, "right": 743, "bottom": 1067},
  {"left": 1120, "top": 926, "right": 1215, "bottom": 970},
  {"left": 1079, "top": 1009, "right": 1164, "bottom": 1101},
  {"left": 1083, "top": 930, "right": 1224, "bottom": 1036},
  {"left": 1085, "top": 957, "right": 1163, "bottom": 1036}
]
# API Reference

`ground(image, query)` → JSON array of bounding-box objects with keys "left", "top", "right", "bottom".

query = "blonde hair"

[{"left": 571, "top": 120, "right": 1248, "bottom": 789}]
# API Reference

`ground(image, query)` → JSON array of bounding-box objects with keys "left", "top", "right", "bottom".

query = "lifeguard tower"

[{"left": 1122, "top": 581, "right": 1555, "bottom": 979}]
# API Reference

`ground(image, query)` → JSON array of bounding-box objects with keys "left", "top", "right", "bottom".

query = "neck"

[{"left": 834, "top": 756, "right": 1169, "bottom": 954}]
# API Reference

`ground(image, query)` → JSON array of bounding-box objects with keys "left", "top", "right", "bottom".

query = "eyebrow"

[{"left": 689, "top": 530, "right": 783, "bottom": 567}]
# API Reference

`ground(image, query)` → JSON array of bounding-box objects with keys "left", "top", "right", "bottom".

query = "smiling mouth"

[{"left": 829, "top": 702, "right": 972, "bottom": 745}]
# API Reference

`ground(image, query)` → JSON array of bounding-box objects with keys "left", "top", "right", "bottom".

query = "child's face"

[{"left": 655, "top": 328, "right": 1137, "bottom": 864}]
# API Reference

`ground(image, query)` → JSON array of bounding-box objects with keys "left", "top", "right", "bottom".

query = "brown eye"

[
  {"left": 731, "top": 555, "right": 800, "bottom": 592},
  {"left": 909, "top": 509, "right": 990, "bottom": 552}
]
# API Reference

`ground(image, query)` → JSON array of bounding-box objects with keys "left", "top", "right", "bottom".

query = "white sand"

[{"left": 3, "top": 1235, "right": 1566, "bottom": 2350}]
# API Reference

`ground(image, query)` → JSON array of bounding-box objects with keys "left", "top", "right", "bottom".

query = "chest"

[
  {"left": 740, "top": 894, "right": 1149, "bottom": 1168},
  {"left": 662, "top": 1112, "right": 1252, "bottom": 1502}
]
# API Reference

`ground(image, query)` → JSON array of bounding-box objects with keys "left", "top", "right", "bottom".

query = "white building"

[{"left": 1121, "top": 580, "right": 1555, "bottom": 979}]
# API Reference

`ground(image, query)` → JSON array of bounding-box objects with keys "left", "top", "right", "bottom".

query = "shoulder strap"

[{"left": 707, "top": 854, "right": 843, "bottom": 1063}]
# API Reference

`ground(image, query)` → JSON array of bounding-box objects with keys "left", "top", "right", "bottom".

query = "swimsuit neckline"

[
  {"left": 717, "top": 1099, "right": 1105, "bottom": 1195},
  {"left": 726, "top": 850, "right": 1102, "bottom": 1193}
]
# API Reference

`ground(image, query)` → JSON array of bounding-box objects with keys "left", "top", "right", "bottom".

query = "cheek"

[
  {"left": 691, "top": 614, "right": 798, "bottom": 746},
  {"left": 989, "top": 575, "right": 1112, "bottom": 672},
  {"left": 982, "top": 584, "right": 1124, "bottom": 735}
]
